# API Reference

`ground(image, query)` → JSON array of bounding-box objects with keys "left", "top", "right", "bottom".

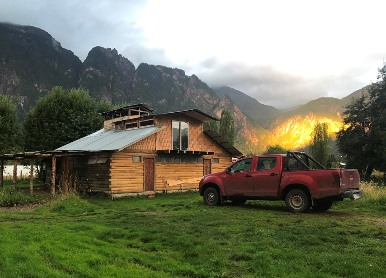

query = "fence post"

[
  {"left": 30, "top": 160, "right": 34, "bottom": 195},
  {"left": 13, "top": 160, "right": 17, "bottom": 190},
  {"left": 51, "top": 155, "right": 56, "bottom": 196},
  {"left": 0, "top": 159, "right": 3, "bottom": 188}
]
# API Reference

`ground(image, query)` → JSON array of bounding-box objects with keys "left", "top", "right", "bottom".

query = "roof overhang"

[
  {"left": 156, "top": 109, "right": 218, "bottom": 122},
  {"left": 204, "top": 130, "right": 243, "bottom": 156}
]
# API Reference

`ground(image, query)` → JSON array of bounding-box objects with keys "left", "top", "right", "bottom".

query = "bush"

[{"left": 0, "top": 188, "right": 37, "bottom": 207}]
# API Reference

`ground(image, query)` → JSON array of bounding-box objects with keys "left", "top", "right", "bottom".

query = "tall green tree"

[
  {"left": 368, "top": 66, "right": 386, "bottom": 172},
  {"left": 336, "top": 95, "right": 373, "bottom": 177},
  {"left": 219, "top": 109, "right": 235, "bottom": 145},
  {"left": 310, "top": 122, "right": 330, "bottom": 165},
  {"left": 264, "top": 145, "right": 286, "bottom": 154},
  {"left": 0, "top": 95, "right": 22, "bottom": 154},
  {"left": 24, "top": 87, "right": 103, "bottom": 151},
  {"left": 337, "top": 66, "right": 386, "bottom": 178},
  {"left": 203, "top": 120, "right": 219, "bottom": 132}
]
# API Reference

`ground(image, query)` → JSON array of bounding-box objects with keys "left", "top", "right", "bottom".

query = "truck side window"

[
  {"left": 229, "top": 158, "right": 252, "bottom": 173},
  {"left": 257, "top": 157, "right": 277, "bottom": 170},
  {"left": 286, "top": 156, "right": 306, "bottom": 171}
]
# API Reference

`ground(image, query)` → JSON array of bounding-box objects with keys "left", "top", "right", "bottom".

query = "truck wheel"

[
  {"left": 285, "top": 189, "right": 310, "bottom": 213},
  {"left": 313, "top": 200, "right": 333, "bottom": 211},
  {"left": 203, "top": 187, "right": 220, "bottom": 206}
]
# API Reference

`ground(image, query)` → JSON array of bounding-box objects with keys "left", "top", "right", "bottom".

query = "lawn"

[{"left": 0, "top": 182, "right": 385, "bottom": 278}]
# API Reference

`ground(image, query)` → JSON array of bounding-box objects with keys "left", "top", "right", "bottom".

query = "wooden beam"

[
  {"left": 13, "top": 159, "right": 17, "bottom": 190},
  {"left": 51, "top": 155, "right": 56, "bottom": 196},
  {"left": 30, "top": 160, "right": 34, "bottom": 195},
  {"left": 0, "top": 159, "right": 3, "bottom": 188}
]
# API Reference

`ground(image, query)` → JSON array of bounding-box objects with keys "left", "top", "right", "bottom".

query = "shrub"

[{"left": 0, "top": 188, "right": 37, "bottom": 207}]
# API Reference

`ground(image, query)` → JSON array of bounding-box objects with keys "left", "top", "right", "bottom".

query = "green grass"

[{"left": 0, "top": 185, "right": 385, "bottom": 277}]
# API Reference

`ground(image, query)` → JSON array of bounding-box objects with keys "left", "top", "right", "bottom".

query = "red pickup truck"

[{"left": 199, "top": 151, "right": 363, "bottom": 212}]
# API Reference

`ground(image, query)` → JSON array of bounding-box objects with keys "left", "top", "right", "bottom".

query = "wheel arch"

[
  {"left": 200, "top": 182, "right": 221, "bottom": 196},
  {"left": 281, "top": 184, "right": 311, "bottom": 200}
]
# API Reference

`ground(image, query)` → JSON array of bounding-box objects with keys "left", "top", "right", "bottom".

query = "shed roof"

[
  {"left": 56, "top": 126, "right": 161, "bottom": 152},
  {"left": 156, "top": 109, "right": 218, "bottom": 122},
  {"left": 204, "top": 130, "right": 243, "bottom": 156}
]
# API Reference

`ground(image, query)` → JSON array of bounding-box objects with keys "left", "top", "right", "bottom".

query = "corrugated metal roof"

[{"left": 56, "top": 126, "right": 161, "bottom": 152}]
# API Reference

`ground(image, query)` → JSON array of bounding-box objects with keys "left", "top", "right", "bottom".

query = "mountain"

[
  {"left": 78, "top": 46, "right": 136, "bottom": 104},
  {"left": 0, "top": 22, "right": 268, "bottom": 153},
  {"left": 267, "top": 91, "right": 370, "bottom": 150},
  {"left": 214, "top": 86, "right": 281, "bottom": 127},
  {"left": 0, "top": 22, "right": 371, "bottom": 155},
  {"left": 78, "top": 51, "right": 273, "bottom": 153},
  {"left": 0, "top": 22, "right": 82, "bottom": 111}
]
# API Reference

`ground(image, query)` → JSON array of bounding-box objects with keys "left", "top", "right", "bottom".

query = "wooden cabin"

[{"left": 55, "top": 104, "right": 242, "bottom": 196}]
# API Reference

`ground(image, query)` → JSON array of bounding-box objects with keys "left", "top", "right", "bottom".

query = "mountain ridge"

[{"left": 0, "top": 22, "right": 369, "bottom": 154}]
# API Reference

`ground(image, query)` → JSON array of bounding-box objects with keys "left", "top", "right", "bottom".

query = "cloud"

[{"left": 1, "top": 0, "right": 385, "bottom": 110}]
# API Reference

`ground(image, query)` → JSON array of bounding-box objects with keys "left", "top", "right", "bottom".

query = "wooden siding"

[
  {"left": 154, "top": 115, "right": 221, "bottom": 152},
  {"left": 110, "top": 150, "right": 148, "bottom": 193},
  {"left": 105, "top": 114, "right": 235, "bottom": 194}
]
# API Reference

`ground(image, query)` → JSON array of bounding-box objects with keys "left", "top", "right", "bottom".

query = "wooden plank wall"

[
  {"left": 106, "top": 114, "right": 236, "bottom": 194},
  {"left": 109, "top": 151, "right": 147, "bottom": 193}
]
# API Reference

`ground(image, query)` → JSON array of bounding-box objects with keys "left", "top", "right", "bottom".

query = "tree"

[
  {"left": 203, "top": 120, "right": 218, "bottom": 132},
  {"left": 310, "top": 122, "right": 330, "bottom": 165},
  {"left": 0, "top": 95, "right": 22, "bottom": 154},
  {"left": 24, "top": 87, "right": 103, "bottom": 151},
  {"left": 337, "top": 65, "right": 386, "bottom": 178},
  {"left": 264, "top": 145, "right": 286, "bottom": 154},
  {"left": 219, "top": 109, "right": 235, "bottom": 145},
  {"left": 368, "top": 66, "right": 386, "bottom": 173}
]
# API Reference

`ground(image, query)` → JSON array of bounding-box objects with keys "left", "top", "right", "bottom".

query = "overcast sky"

[{"left": 1, "top": 0, "right": 385, "bottom": 109}]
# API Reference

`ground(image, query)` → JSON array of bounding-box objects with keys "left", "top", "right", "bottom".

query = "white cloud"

[{"left": 1, "top": 0, "right": 386, "bottom": 108}]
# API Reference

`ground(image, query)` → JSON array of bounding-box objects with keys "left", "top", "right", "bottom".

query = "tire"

[
  {"left": 203, "top": 187, "right": 221, "bottom": 206},
  {"left": 230, "top": 198, "right": 247, "bottom": 205},
  {"left": 312, "top": 200, "right": 333, "bottom": 211},
  {"left": 285, "top": 189, "right": 310, "bottom": 213}
]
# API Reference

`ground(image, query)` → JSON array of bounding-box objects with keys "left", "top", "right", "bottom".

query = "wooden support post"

[
  {"left": 13, "top": 160, "right": 17, "bottom": 190},
  {"left": 30, "top": 160, "right": 34, "bottom": 195},
  {"left": 51, "top": 155, "right": 56, "bottom": 196},
  {"left": 0, "top": 159, "right": 3, "bottom": 188}
]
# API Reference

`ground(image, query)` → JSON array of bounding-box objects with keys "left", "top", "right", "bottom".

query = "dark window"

[
  {"left": 126, "top": 122, "right": 138, "bottom": 129},
  {"left": 212, "top": 158, "right": 220, "bottom": 164},
  {"left": 228, "top": 158, "right": 252, "bottom": 173},
  {"left": 140, "top": 120, "right": 154, "bottom": 127},
  {"left": 257, "top": 157, "right": 277, "bottom": 170},
  {"left": 172, "top": 121, "right": 189, "bottom": 150}
]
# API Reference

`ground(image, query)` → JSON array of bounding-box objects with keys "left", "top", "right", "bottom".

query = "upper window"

[{"left": 172, "top": 121, "right": 189, "bottom": 150}]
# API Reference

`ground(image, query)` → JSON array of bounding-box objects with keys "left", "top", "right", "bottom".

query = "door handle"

[
  {"left": 245, "top": 174, "right": 252, "bottom": 177},
  {"left": 270, "top": 173, "right": 278, "bottom": 176}
]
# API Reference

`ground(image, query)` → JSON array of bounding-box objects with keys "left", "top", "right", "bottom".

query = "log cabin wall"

[
  {"left": 78, "top": 155, "right": 110, "bottom": 192},
  {"left": 107, "top": 113, "right": 235, "bottom": 194},
  {"left": 109, "top": 134, "right": 157, "bottom": 193}
]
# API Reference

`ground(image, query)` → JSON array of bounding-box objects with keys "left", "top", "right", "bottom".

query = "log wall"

[{"left": 109, "top": 150, "right": 149, "bottom": 193}]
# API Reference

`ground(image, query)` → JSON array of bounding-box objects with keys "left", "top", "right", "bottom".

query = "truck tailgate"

[{"left": 340, "top": 169, "right": 360, "bottom": 189}]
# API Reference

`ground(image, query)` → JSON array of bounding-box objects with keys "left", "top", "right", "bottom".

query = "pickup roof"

[{"left": 199, "top": 151, "right": 363, "bottom": 212}]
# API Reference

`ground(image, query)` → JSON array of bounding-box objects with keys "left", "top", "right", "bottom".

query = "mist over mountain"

[
  {"left": 0, "top": 22, "right": 368, "bottom": 154},
  {"left": 213, "top": 86, "right": 281, "bottom": 128}
]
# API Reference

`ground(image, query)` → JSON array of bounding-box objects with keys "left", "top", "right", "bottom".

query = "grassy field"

[{"left": 0, "top": 182, "right": 385, "bottom": 278}]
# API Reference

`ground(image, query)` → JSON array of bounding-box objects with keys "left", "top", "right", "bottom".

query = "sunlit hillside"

[{"left": 271, "top": 114, "right": 342, "bottom": 149}]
